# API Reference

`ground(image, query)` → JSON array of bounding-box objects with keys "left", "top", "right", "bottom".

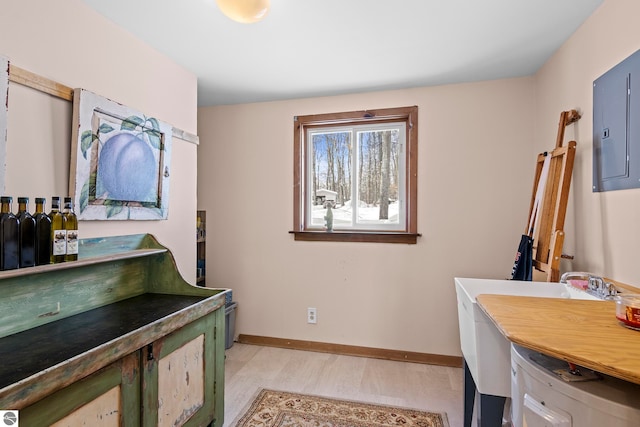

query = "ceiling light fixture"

[{"left": 216, "top": 0, "right": 270, "bottom": 24}]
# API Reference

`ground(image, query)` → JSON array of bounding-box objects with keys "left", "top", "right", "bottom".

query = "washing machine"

[{"left": 510, "top": 343, "right": 640, "bottom": 427}]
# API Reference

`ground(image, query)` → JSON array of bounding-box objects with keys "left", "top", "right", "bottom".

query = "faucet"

[
  {"left": 602, "top": 281, "right": 619, "bottom": 299},
  {"left": 588, "top": 275, "right": 603, "bottom": 292},
  {"left": 560, "top": 271, "right": 619, "bottom": 299}
]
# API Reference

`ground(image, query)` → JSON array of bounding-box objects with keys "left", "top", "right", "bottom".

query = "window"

[{"left": 292, "top": 106, "right": 419, "bottom": 244}]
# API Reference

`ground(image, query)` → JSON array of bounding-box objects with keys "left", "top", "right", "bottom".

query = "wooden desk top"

[{"left": 476, "top": 294, "right": 640, "bottom": 385}]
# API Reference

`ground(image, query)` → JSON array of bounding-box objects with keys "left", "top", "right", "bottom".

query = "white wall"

[
  {"left": 534, "top": 0, "right": 640, "bottom": 285},
  {"left": 0, "top": 0, "right": 198, "bottom": 282},
  {"left": 198, "top": 78, "right": 535, "bottom": 357}
]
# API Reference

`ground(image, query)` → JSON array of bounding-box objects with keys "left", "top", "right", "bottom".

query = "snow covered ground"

[{"left": 310, "top": 200, "right": 399, "bottom": 227}]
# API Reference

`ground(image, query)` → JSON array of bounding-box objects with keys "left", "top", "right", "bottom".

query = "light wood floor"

[{"left": 223, "top": 343, "right": 464, "bottom": 427}]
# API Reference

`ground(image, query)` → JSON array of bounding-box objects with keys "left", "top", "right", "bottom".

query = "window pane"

[
  {"left": 356, "top": 129, "right": 401, "bottom": 226},
  {"left": 294, "top": 106, "right": 418, "bottom": 242},
  {"left": 309, "top": 131, "right": 352, "bottom": 228}
]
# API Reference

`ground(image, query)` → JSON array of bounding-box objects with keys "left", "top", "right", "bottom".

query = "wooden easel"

[{"left": 527, "top": 110, "right": 580, "bottom": 282}]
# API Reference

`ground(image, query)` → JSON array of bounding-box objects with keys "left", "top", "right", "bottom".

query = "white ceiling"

[{"left": 81, "top": 0, "right": 603, "bottom": 107}]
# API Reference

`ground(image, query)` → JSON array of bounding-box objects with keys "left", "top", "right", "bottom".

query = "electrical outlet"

[{"left": 307, "top": 307, "right": 317, "bottom": 324}]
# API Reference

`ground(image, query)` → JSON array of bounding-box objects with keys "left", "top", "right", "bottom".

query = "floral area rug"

[{"left": 233, "top": 388, "right": 449, "bottom": 427}]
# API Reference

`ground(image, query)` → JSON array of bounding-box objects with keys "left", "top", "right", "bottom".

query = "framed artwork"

[
  {"left": 0, "top": 55, "right": 8, "bottom": 194},
  {"left": 70, "top": 89, "right": 172, "bottom": 220}
]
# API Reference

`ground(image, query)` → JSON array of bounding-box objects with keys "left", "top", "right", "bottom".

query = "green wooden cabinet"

[{"left": 0, "top": 234, "right": 228, "bottom": 427}]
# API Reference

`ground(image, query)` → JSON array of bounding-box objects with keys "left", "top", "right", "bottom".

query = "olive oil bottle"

[
  {"left": 49, "top": 196, "right": 66, "bottom": 263},
  {"left": 63, "top": 197, "right": 78, "bottom": 261},
  {"left": 34, "top": 197, "right": 51, "bottom": 265},
  {"left": 0, "top": 196, "right": 20, "bottom": 270},
  {"left": 17, "top": 197, "right": 36, "bottom": 268}
]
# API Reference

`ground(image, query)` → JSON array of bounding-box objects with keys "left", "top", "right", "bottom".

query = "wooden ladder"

[{"left": 527, "top": 110, "right": 580, "bottom": 282}]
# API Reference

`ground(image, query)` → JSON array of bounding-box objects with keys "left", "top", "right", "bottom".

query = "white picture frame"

[{"left": 70, "top": 88, "right": 172, "bottom": 220}]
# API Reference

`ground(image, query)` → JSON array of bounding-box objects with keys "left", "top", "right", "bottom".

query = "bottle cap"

[
  {"left": 35, "top": 197, "right": 46, "bottom": 203},
  {"left": 17, "top": 197, "right": 28, "bottom": 203},
  {"left": 64, "top": 197, "right": 72, "bottom": 202},
  {"left": 1, "top": 196, "right": 12, "bottom": 203}
]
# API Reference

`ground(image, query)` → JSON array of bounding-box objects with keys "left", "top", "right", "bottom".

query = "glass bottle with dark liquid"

[
  {"left": 17, "top": 197, "right": 36, "bottom": 267},
  {"left": 34, "top": 197, "right": 52, "bottom": 265},
  {"left": 0, "top": 196, "right": 20, "bottom": 270}
]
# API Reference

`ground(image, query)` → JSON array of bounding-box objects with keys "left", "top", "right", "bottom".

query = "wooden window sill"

[{"left": 289, "top": 231, "right": 420, "bottom": 244}]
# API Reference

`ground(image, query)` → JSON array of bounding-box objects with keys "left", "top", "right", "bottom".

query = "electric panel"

[{"left": 593, "top": 49, "right": 640, "bottom": 192}]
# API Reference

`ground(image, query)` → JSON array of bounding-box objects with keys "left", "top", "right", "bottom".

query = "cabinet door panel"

[
  {"left": 142, "top": 313, "right": 217, "bottom": 427},
  {"left": 20, "top": 352, "right": 140, "bottom": 427},
  {"left": 157, "top": 334, "right": 205, "bottom": 426},
  {"left": 50, "top": 386, "right": 120, "bottom": 427}
]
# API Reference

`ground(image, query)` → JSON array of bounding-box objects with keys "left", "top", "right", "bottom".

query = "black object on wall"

[{"left": 593, "top": 48, "right": 640, "bottom": 192}]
